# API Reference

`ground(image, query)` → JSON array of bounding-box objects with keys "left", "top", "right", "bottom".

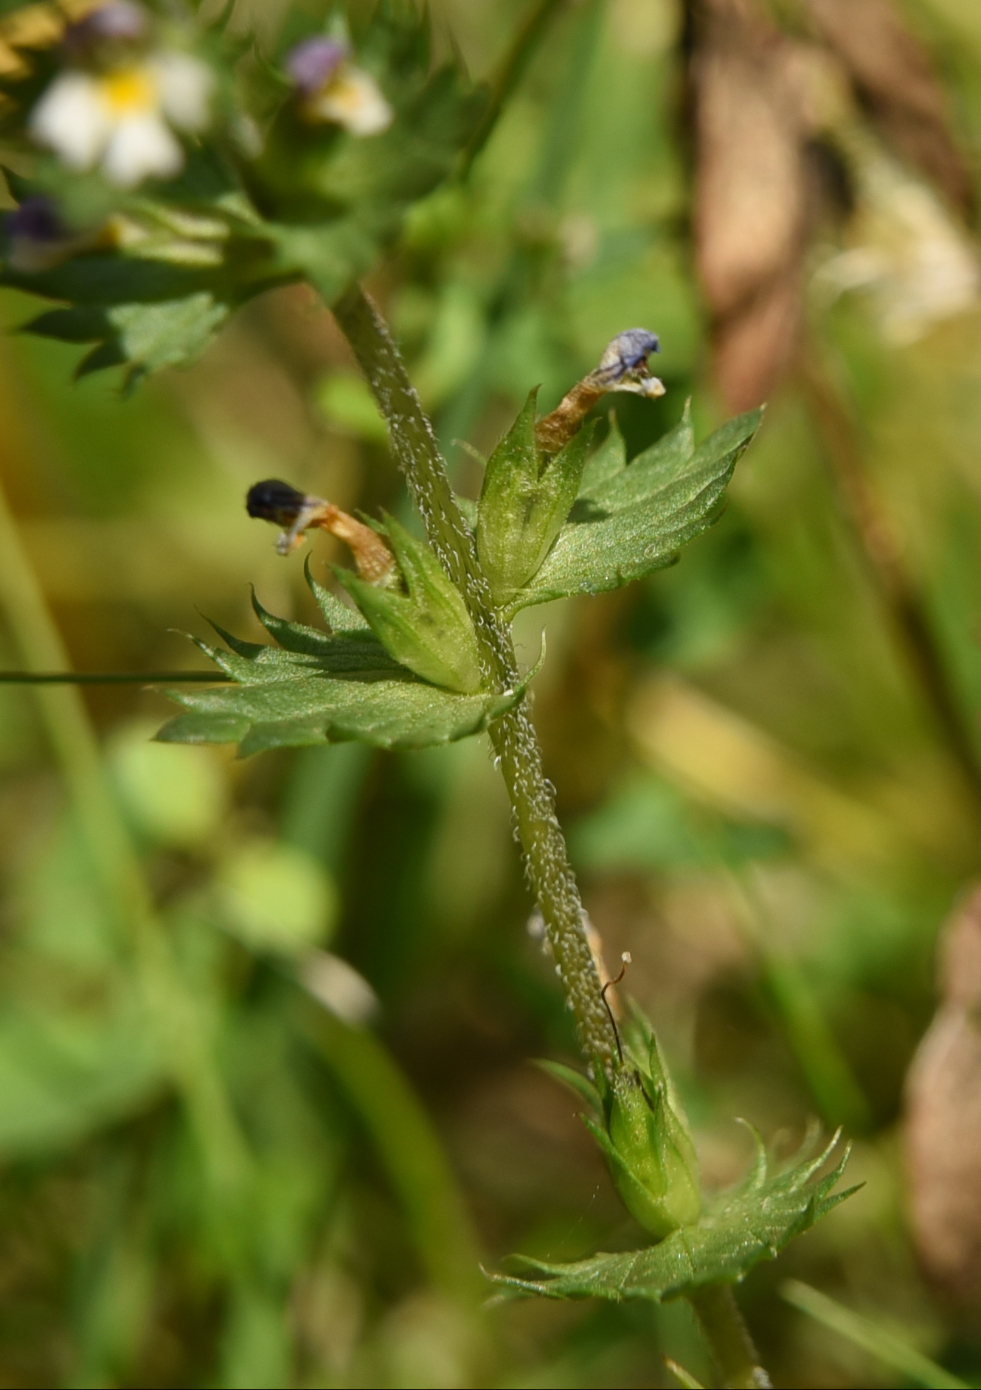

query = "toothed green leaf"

[
  {"left": 505, "top": 408, "right": 762, "bottom": 615},
  {"left": 156, "top": 572, "right": 527, "bottom": 754},
  {"left": 489, "top": 1132, "right": 857, "bottom": 1303}
]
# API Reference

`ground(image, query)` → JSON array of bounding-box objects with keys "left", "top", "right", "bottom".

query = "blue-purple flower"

[{"left": 286, "top": 36, "right": 392, "bottom": 137}]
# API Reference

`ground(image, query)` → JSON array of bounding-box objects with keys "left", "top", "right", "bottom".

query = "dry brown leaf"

[
  {"left": 805, "top": 0, "right": 973, "bottom": 215},
  {"left": 689, "top": 0, "right": 810, "bottom": 409},
  {"left": 905, "top": 883, "right": 981, "bottom": 1305}
]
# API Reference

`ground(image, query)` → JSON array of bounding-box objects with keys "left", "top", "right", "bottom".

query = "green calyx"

[
  {"left": 335, "top": 515, "right": 483, "bottom": 694},
  {"left": 476, "top": 389, "right": 593, "bottom": 603},
  {"left": 543, "top": 1013, "right": 701, "bottom": 1240},
  {"left": 595, "top": 1048, "right": 702, "bottom": 1239}
]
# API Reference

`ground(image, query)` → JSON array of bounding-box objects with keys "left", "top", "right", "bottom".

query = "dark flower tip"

[
  {"left": 286, "top": 37, "right": 347, "bottom": 95},
  {"left": 7, "top": 196, "right": 67, "bottom": 245},
  {"left": 246, "top": 478, "right": 308, "bottom": 525}
]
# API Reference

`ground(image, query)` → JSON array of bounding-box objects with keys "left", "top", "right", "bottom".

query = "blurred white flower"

[
  {"left": 286, "top": 36, "right": 392, "bottom": 138},
  {"left": 814, "top": 142, "right": 981, "bottom": 347},
  {"left": 30, "top": 50, "right": 213, "bottom": 187}
]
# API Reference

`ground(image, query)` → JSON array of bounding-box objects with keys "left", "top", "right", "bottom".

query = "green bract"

[
  {"left": 334, "top": 515, "right": 483, "bottom": 694},
  {"left": 543, "top": 1012, "right": 701, "bottom": 1240},
  {"left": 476, "top": 389, "right": 594, "bottom": 603},
  {"left": 491, "top": 1129, "right": 856, "bottom": 1304},
  {"left": 501, "top": 405, "right": 763, "bottom": 616},
  {"left": 156, "top": 568, "right": 527, "bottom": 755}
]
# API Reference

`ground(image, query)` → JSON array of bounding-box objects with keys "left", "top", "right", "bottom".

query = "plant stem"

[
  {"left": 459, "top": 0, "right": 570, "bottom": 178},
  {"left": 689, "top": 1285, "right": 772, "bottom": 1389},
  {"left": 334, "top": 285, "right": 772, "bottom": 1387},
  {"left": 301, "top": 1000, "right": 485, "bottom": 1303},
  {"left": 331, "top": 285, "right": 617, "bottom": 1068},
  {"left": 801, "top": 356, "right": 981, "bottom": 809}
]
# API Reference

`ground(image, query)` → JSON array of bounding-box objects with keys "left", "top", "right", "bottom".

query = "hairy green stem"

[
  {"left": 331, "top": 284, "right": 617, "bottom": 1067},
  {"left": 689, "top": 1285, "right": 771, "bottom": 1389},
  {"left": 332, "top": 285, "right": 771, "bottom": 1386},
  {"left": 0, "top": 473, "right": 251, "bottom": 1201}
]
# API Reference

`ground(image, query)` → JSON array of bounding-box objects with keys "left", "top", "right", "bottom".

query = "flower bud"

[
  {"left": 246, "top": 478, "right": 395, "bottom": 583},
  {"left": 583, "top": 1021, "right": 701, "bottom": 1239},
  {"left": 476, "top": 389, "right": 593, "bottom": 602},
  {"left": 536, "top": 329, "right": 665, "bottom": 455},
  {"left": 335, "top": 516, "right": 483, "bottom": 693}
]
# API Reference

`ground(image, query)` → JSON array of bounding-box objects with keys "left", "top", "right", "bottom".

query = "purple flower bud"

[
  {"left": 6, "top": 195, "right": 67, "bottom": 248},
  {"left": 596, "top": 328, "right": 660, "bottom": 384},
  {"left": 286, "top": 37, "right": 347, "bottom": 96},
  {"left": 64, "top": 1, "right": 149, "bottom": 56}
]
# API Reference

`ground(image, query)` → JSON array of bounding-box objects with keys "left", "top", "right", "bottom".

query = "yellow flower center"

[{"left": 100, "top": 67, "right": 157, "bottom": 116}]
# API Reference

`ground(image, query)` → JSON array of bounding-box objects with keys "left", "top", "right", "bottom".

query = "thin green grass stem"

[
  {"left": 0, "top": 474, "right": 251, "bottom": 1203},
  {"left": 301, "top": 1001, "right": 485, "bottom": 1304},
  {"left": 0, "top": 670, "right": 226, "bottom": 683},
  {"left": 728, "top": 873, "right": 871, "bottom": 1133},
  {"left": 781, "top": 1281, "right": 966, "bottom": 1390},
  {"left": 459, "top": 0, "right": 569, "bottom": 178}
]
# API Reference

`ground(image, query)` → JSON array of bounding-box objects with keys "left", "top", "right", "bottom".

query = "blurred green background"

[{"left": 1, "top": 0, "right": 981, "bottom": 1384}]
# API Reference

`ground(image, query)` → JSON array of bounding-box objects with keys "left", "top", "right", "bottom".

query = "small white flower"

[
  {"left": 30, "top": 51, "right": 214, "bottom": 188},
  {"left": 305, "top": 67, "right": 392, "bottom": 137},
  {"left": 286, "top": 37, "right": 393, "bottom": 138}
]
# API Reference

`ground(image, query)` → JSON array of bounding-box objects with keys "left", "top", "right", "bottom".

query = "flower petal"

[
  {"left": 153, "top": 51, "right": 213, "bottom": 132},
  {"left": 308, "top": 67, "right": 392, "bottom": 137},
  {"left": 30, "top": 72, "right": 111, "bottom": 170},
  {"left": 102, "top": 112, "right": 183, "bottom": 186}
]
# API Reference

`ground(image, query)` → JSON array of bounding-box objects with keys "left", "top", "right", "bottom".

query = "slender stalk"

[
  {"left": 331, "top": 284, "right": 617, "bottom": 1067},
  {"left": 800, "top": 356, "right": 981, "bottom": 808},
  {"left": 459, "top": 0, "right": 569, "bottom": 179},
  {"left": 0, "top": 473, "right": 251, "bottom": 1201},
  {"left": 301, "top": 1002, "right": 485, "bottom": 1303},
  {"left": 0, "top": 670, "right": 225, "bottom": 682},
  {"left": 689, "top": 1285, "right": 772, "bottom": 1390},
  {"left": 331, "top": 286, "right": 770, "bottom": 1389}
]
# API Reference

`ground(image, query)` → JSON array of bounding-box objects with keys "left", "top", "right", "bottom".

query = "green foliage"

[
  {"left": 335, "top": 515, "right": 484, "bottom": 693},
  {"left": 0, "top": 1002, "right": 162, "bottom": 1155},
  {"left": 490, "top": 1130, "right": 855, "bottom": 1304},
  {"left": 476, "top": 389, "right": 593, "bottom": 601},
  {"left": 0, "top": 2, "right": 486, "bottom": 382},
  {"left": 504, "top": 406, "right": 763, "bottom": 615},
  {"left": 156, "top": 571, "right": 527, "bottom": 754},
  {"left": 2, "top": 0, "right": 968, "bottom": 1380}
]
